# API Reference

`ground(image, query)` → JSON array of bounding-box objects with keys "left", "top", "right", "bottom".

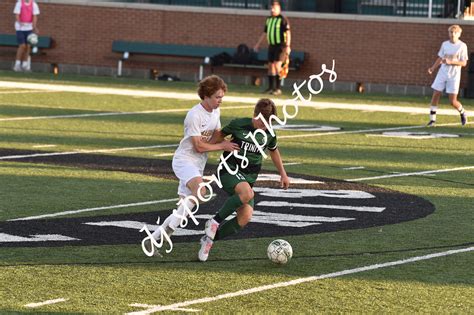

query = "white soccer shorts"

[
  {"left": 172, "top": 159, "right": 203, "bottom": 196},
  {"left": 431, "top": 71, "right": 460, "bottom": 94}
]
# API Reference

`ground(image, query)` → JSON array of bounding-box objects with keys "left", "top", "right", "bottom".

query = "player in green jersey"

[{"left": 198, "top": 98, "right": 290, "bottom": 262}]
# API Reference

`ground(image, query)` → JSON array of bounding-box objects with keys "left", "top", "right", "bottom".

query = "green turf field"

[{"left": 0, "top": 71, "right": 472, "bottom": 313}]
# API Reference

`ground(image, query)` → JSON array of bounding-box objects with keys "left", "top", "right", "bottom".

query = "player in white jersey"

[
  {"left": 144, "top": 75, "right": 238, "bottom": 254},
  {"left": 427, "top": 24, "right": 468, "bottom": 127}
]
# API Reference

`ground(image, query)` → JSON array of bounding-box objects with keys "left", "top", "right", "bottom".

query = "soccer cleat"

[
  {"left": 198, "top": 235, "right": 214, "bottom": 262},
  {"left": 143, "top": 225, "right": 174, "bottom": 257},
  {"left": 13, "top": 64, "right": 22, "bottom": 72},
  {"left": 204, "top": 218, "right": 219, "bottom": 240},
  {"left": 426, "top": 120, "right": 436, "bottom": 127},
  {"left": 460, "top": 112, "right": 468, "bottom": 126},
  {"left": 143, "top": 238, "right": 163, "bottom": 257},
  {"left": 272, "top": 89, "right": 282, "bottom": 96}
]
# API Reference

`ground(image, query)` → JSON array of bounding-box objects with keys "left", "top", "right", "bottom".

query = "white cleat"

[
  {"left": 198, "top": 235, "right": 213, "bottom": 262},
  {"left": 204, "top": 218, "right": 219, "bottom": 240},
  {"left": 143, "top": 238, "right": 163, "bottom": 257},
  {"left": 143, "top": 225, "right": 175, "bottom": 257},
  {"left": 13, "top": 64, "right": 22, "bottom": 72}
]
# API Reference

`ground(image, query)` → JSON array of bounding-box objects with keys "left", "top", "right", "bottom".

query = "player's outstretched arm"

[
  {"left": 428, "top": 57, "right": 443, "bottom": 75},
  {"left": 269, "top": 148, "right": 290, "bottom": 189},
  {"left": 191, "top": 136, "right": 238, "bottom": 153}
]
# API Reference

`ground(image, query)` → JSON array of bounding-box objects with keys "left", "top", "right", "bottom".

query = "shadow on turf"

[{"left": 2, "top": 242, "right": 472, "bottom": 267}]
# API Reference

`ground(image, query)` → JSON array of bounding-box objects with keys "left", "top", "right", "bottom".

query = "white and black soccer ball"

[
  {"left": 267, "top": 239, "right": 293, "bottom": 264},
  {"left": 27, "top": 33, "right": 38, "bottom": 46}
]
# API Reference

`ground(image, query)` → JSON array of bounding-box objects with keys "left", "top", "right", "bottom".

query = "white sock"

[
  {"left": 458, "top": 106, "right": 465, "bottom": 115},
  {"left": 151, "top": 214, "right": 175, "bottom": 239},
  {"left": 21, "top": 61, "right": 29, "bottom": 69},
  {"left": 15, "top": 60, "right": 21, "bottom": 66},
  {"left": 430, "top": 105, "right": 437, "bottom": 121},
  {"left": 169, "top": 197, "right": 196, "bottom": 230}
]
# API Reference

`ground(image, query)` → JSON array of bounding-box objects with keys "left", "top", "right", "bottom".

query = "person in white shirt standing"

[
  {"left": 143, "top": 75, "right": 239, "bottom": 255},
  {"left": 13, "top": 0, "right": 40, "bottom": 72},
  {"left": 427, "top": 24, "right": 468, "bottom": 127}
]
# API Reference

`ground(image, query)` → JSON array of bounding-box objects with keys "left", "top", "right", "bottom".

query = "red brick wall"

[{"left": 1, "top": 0, "right": 472, "bottom": 88}]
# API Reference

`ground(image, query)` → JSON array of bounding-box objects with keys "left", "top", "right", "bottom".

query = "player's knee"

[{"left": 239, "top": 188, "right": 254, "bottom": 204}]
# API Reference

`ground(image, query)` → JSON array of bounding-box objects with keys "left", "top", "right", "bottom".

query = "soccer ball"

[
  {"left": 267, "top": 239, "right": 293, "bottom": 264},
  {"left": 27, "top": 33, "right": 38, "bottom": 46}
]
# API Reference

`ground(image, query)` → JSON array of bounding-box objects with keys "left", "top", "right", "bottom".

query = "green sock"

[
  {"left": 214, "top": 217, "right": 241, "bottom": 240},
  {"left": 214, "top": 194, "right": 242, "bottom": 223}
]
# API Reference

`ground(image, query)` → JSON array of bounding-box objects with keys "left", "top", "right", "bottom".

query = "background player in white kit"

[
  {"left": 144, "top": 75, "right": 238, "bottom": 254},
  {"left": 427, "top": 24, "right": 468, "bottom": 127}
]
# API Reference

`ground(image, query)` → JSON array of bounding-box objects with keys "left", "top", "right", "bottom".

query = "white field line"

[
  {"left": 130, "top": 304, "right": 200, "bottom": 313},
  {"left": 8, "top": 198, "right": 179, "bottom": 221},
  {"left": 24, "top": 298, "right": 68, "bottom": 308},
  {"left": 0, "top": 143, "right": 178, "bottom": 160},
  {"left": 0, "top": 106, "right": 254, "bottom": 122},
  {"left": 342, "top": 166, "right": 365, "bottom": 170},
  {"left": 127, "top": 246, "right": 474, "bottom": 314},
  {"left": 346, "top": 166, "right": 474, "bottom": 182},
  {"left": 0, "top": 90, "right": 59, "bottom": 95},
  {"left": 0, "top": 80, "right": 463, "bottom": 116},
  {"left": 279, "top": 122, "right": 473, "bottom": 139},
  {"left": 0, "top": 122, "right": 468, "bottom": 161}
]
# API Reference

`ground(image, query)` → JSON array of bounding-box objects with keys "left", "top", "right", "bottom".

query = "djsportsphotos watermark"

[{"left": 140, "top": 60, "right": 337, "bottom": 256}]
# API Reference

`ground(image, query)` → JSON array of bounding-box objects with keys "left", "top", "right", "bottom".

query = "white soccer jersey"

[
  {"left": 173, "top": 103, "right": 221, "bottom": 171},
  {"left": 437, "top": 40, "right": 468, "bottom": 79},
  {"left": 13, "top": 1, "right": 40, "bottom": 31}
]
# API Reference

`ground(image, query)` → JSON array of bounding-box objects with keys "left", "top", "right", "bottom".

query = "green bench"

[
  {"left": 112, "top": 40, "right": 305, "bottom": 79},
  {"left": 112, "top": 40, "right": 234, "bottom": 78},
  {"left": 0, "top": 34, "right": 52, "bottom": 54}
]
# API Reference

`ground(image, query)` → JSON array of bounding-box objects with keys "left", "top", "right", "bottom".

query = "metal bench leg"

[
  {"left": 199, "top": 64, "right": 204, "bottom": 81},
  {"left": 118, "top": 60, "right": 123, "bottom": 77}
]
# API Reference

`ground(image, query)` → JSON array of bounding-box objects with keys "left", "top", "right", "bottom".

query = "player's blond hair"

[
  {"left": 254, "top": 98, "right": 277, "bottom": 121},
  {"left": 448, "top": 25, "right": 462, "bottom": 33},
  {"left": 197, "top": 75, "right": 227, "bottom": 100}
]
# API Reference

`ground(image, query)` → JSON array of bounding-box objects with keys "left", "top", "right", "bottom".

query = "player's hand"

[
  {"left": 285, "top": 46, "right": 291, "bottom": 54},
  {"left": 280, "top": 174, "right": 290, "bottom": 190},
  {"left": 253, "top": 45, "right": 259, "bottom": 52},
  {"left": 427, "top": 67, "right": 433, "bottom": 75},
  {"left": 221, "top": 140, "right": 239, "bottom": 152}
]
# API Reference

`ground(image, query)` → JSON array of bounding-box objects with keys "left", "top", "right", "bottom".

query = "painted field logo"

[{"left": 0, "top": 169, "right": 434, "bottom": 247}]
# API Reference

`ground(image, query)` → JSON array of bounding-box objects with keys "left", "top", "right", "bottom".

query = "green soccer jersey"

[{"left": 221, "top": 118, "right": 277, "bottom": 175}]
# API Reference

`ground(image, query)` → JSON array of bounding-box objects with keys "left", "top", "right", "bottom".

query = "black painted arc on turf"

[{"left": 0, "top": 148, "right": 435, "bottom": 247}]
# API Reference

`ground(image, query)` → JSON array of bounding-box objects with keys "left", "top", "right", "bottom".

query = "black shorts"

[{"left": 268, "top": 44, "right": 287, "bottom": 63}]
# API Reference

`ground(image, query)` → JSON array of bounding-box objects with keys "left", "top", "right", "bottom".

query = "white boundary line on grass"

[
  {"left": 346, "top": 166, "right": 474, "bottom": 182},
  {"left": 279, "top": 122, "right": 471, "bottom": 139},
  {"left": 0, "top": 80, "right": 464, "bottom": 117},
  {"left": 8, "top": 198, "right": 179, "bottom": 221},
  {"left": 0, "top": 122, "right": 469, "bottom": 161},
  {"left": 0, "top": 90, "right": 60, "bottom": 95},
  {"left": 0, "top": 143, "right": 178, "bottom": 160},
  {"left": 0, "top": 106, "right": 255, "bottom": 122},
  {"left": 127, "top": 246, "right": 474, "bottom": 314},
  {"left": 130, "top": 303, "right": 200, "bottom": 313},
  {"left": 24, "top": 298, "right": 68, "bottom": 308}
]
